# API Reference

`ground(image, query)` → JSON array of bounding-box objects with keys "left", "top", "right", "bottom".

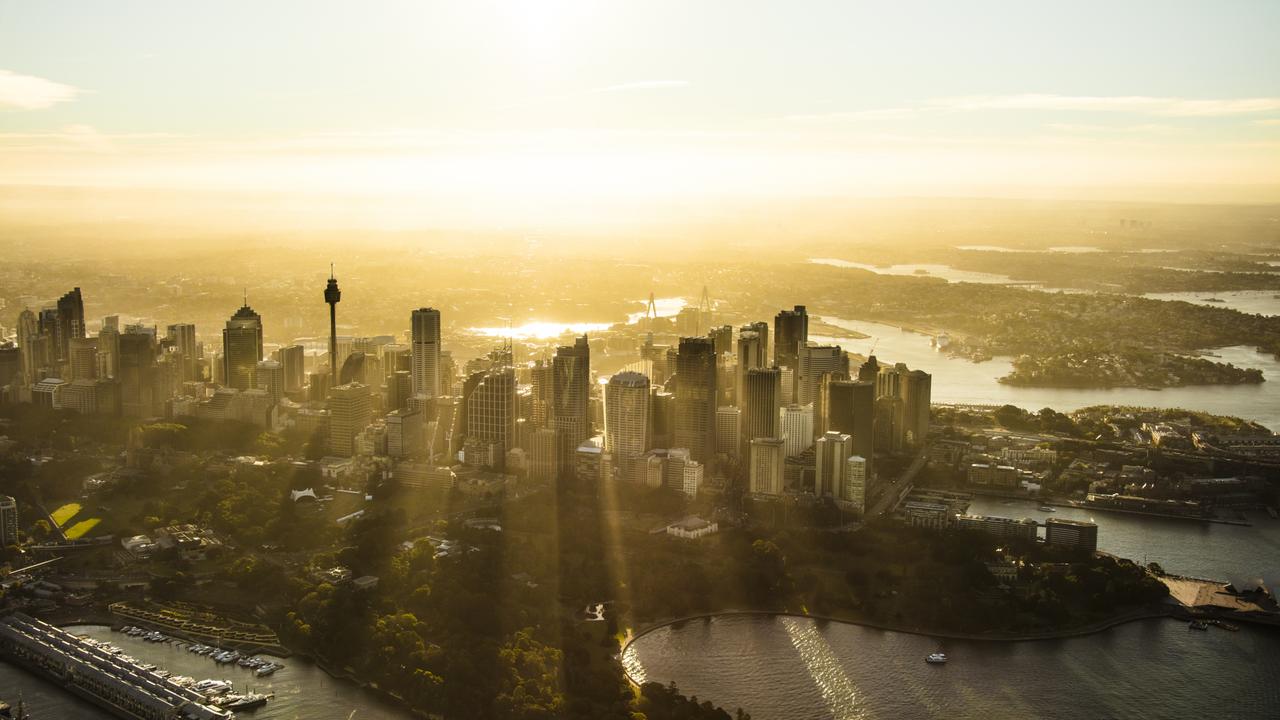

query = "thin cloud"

[
  {"left": 0, "top": 69, "right": 80, "bottom": 110},
  {"left": 588, "top": 80, "right": 690, "bottom": 94},
  {"left": 785, "top": 107, "right": 917, "bottom": 122},
  {"left": 932, "top": 94, "right": 1280, "bottom": 117}
]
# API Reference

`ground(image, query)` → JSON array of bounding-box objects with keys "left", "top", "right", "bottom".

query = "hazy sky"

[{"left": 2, "top": 0, "right": 1279, "bottom": 217}]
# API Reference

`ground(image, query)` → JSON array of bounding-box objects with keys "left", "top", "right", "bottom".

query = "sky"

[{"left": 2, "top": 0, "right": 1279, "bottom": 226}]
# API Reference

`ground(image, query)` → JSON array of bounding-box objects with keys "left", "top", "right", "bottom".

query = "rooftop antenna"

[{"left": 243, "top": 288, "right": 248, "bottom": 306}]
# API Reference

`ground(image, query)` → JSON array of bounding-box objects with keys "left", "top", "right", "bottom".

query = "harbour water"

[
  {"left": 623, "top": 614, "right": 1280, "bottom": 720},
  {"left": 812, "top": 316, "right": 1280, "bottom": 430},
  {"left": 0, "top": 625, "right": 416, "bottom": 719}
]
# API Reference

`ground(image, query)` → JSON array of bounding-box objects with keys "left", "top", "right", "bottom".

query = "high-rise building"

[
  {"left": 814, "top": 431, "right": 852, "bottom": 498},
  {"left": 276, "top": 344, "right": 305, "bottom": 394},
  {"left": 51, "top": 287, "right": 85, "bottom": 368},
  {"left": 410, "top": 308, "right": 442, "bottom": 399},
  {"left": 68, "top": 337, "right": 98, "bottom": 381},
  {"left": 1044, "top": 518, "right": 1099, "bottom": 552},
  {"left": 826, "top": 379, "right": 875, "bottom": 475},
  {"left": 465, "top": 367, "right": 516, "bottom": 470},
  {"left": 97, "top": 316, "right": 120, "bottom": 380},
  {"left": 0, "top": 495, "right": 18, "bottom": 548},
  {"left": 773, "top": 305, "right": 808, "bottom": 373},
  {"left": 222, "top": 303, "right": 263, "bottom": 391},
  {"left": 674, "top": 336, "right": 717, "bottom": 464},
  {"left": 709, "top": 325, "right": 734, "bottom": 356},
  {"left": 874, "top": 362, "right": 932, "bottom": 453},
  {"left": 740, "top": 366, "right": 781, "bottom": 456},
  {"left": 118, "top": 329, "right": 160, "bottom": 417},
  {"left": 844, "top": 455, "right": 869, "bottom": 513},
  {"left": 605, "top": 371, "right": 649, "bottom": 476},
  {"left": 256, "top": 360, "right": 284, "bottom": 403},
  {"left": 741, "top": 321, "right": 769, "bottom": 368},
  {"left": 528, "top": 427, "right": 561, "bottom": 482},
  {"left": 552, "top": 335, "right": 592, "bottom": 466},
  {"left": 779, "top": 403, "right": 814, "bottom": 457},
  {"left": 165, "top": 323, "right": 198, "bottom": 382},
  {"left": 328, "top": 382, "right": 372, "bottom": 457},
  {"left": 0, "top": 345, "right": 20, "bottom": 389},
  {"left": 386, "top": 408, "right": 424, "bottom": 458},
  {"left": 903, "top": 369, "right": 932, "bottom": 449},
  {"left": 736, "top": 329, "right": 767, "bottom": 406},
  {"left": 715, "top": 406, "right": 741, "bottom": 458},
  {"left": 649, "top": 389, "right": 676, "bottom": 450},
  {"left": 749, "top": 438, "right": 786, "bottom": 496},
  {"left": 16, "top": 308, "right": 45, "bottom": 382},
  {"left": 796, "top": 342, "right": 845, "bottom": 409}
]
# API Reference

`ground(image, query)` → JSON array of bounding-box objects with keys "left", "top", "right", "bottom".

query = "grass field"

[
  {"left": 51, "top": 502, "right": 82, "bottom": 527},
  {"left": 64, "top": 518, "right": 102, "bottom": 539}
]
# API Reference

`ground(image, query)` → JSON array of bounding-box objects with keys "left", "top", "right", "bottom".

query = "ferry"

[{"left": 926, "top": 653, "right": 948, "bottom": 664}]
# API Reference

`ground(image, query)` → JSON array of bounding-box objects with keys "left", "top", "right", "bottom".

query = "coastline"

[{"left": 620, "top": 605, "right": 1193, "bottom": 685}]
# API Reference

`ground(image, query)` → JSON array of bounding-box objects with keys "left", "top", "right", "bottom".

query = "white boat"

[
  {"left": 1038, "top": 505, "right": 1056, "bottom": 512},
  {"left": 926, "top": 653, "right": 948, "bottom": 664}
]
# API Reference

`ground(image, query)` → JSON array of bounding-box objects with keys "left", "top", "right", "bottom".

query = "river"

[
  {"left": 810, "top": 316, "right": 1280, "bottom": 430},
  {"left": 622, "top": 614, "right": 1280, "bottom": 720},
  {"left": 0, "top": 625, "right": 416, "bottom": 719}
]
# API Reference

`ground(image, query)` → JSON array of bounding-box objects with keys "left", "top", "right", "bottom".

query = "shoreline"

[{"left": 620, "top": 605, "right": 1193, "bottom": 686}]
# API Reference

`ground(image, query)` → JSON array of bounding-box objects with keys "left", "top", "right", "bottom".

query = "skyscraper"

[
  {"left": 166, "top": 323, "right": 198, "bottom": 382},
  {"left": 736, "top": 329, "right": 767, "bottom": 406},
  {"left": 276, "top": 344, "right": 306, "bottom": 394},
  {"left": 814, "top": 431, "right": 852, "bottom": 498},
  {"left": 675, "top": 336, "right": 717, "bottom": 464},
  {"left": 741, "top": 366, "right": 781, "bottom": 457},
  {"left": 605, "top": 371, "right": 650, "bottom": 477},
  {"left": 845, "top": 456, "right": 869, "bottom": 513},
  {"left": 465, "top": 366, "right": 516, "bottom": 470},
  {"left": 715, "top": 406, "right": 741, "bottom": 458},
  {"left": 552, "top": 335, "right": 591, "bottom": 466},
  {"left": 16, "top": 308, "right": 43, "bottom": 382},
  {"left": 826, "top": 379, "right": 875, "bottom": 475},
  {"left": 779, "top": 403, "right": 814, "bottom": 457},
  {"left": 796, "top": 342, "right": 845, "bottom": 409},
  {"left": 68, "top": 337, "right": 98, "bottom": 381},
  {"left": 222, "top": 303, "right": 263, "bottom": 390},
  {"left": 749, "top": 437, "right": 786, "bottom": 496},
  {"left": 328, "top": 382, "right": 372, "bottom": 457},
  {"left": 0, "top": 495, "right": 18, "bottom": 548},
  {"left": 410, "top": 308, "right": 442, "bottom": 399},
  {"left": 257, "top": 359, "right": 284, "bottom": 404},
  {"left": 51, "top": 287, "right": 85, "bottom": 368},
  {"left": 118, "top": 329, "right": 160, "bottom": 417},
  {"left": 773, "top": 305, "right": 808, "bottom": 372}
]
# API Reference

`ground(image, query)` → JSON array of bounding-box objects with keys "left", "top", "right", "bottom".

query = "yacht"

[
  {"left": 926, "top": 653, "right": 948, "bottom": 664},
  {"left": 1038, "top": 505, "right": 1056, "bottom": 512},
  {"left": 256, "top": 663, "right": 279, "bottom": 677},
  {"left": 1189, "top": 620, "right": 1210, "bottom": 631}
]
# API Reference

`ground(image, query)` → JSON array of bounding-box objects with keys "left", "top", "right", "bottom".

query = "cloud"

[
  {"left": 588, "top": 80, "right": 689, "bottom": 94},
  {"left": 931, "top": 94, "right": 1280, "bottom": 117},
  {"left": 784, "top": 107, "right": 917, "bottom": 122},
  {"left": 1045, "top": 123, "right": 1183, "bottom": 135},
  {"left": 1255, "top": 118, "right": 1280, "bottom": 126},
  {"left": 0, "top": 69, "right": 80, "bottom": 110}
]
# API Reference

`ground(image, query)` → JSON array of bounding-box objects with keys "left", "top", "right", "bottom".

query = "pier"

[{"left": 0, "top": 612, "right": 232, "bottom": 720}]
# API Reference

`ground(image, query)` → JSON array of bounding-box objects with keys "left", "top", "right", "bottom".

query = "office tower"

[
  {"left": 650, "top": 390, "right": 676, "bottom": 450},
  {"left": 165, "top": 323, "right": 198, "bottom": 382},
  {"left": 749, "top": 438, "right": 786, "bottom": 496},
  {"left": 709, "top": 325, "right": 733, "bottom": 356},
  {"left": 97, "top": 316, "right": 120, "bottom": 380},
  {"left": 814, "top": 431, "right": 852, "bottom": 498},
  {"left": 1044, "top": 518, "right": 1099, "bottom": 553},
  {"left": 858, "top": 355, "right": 880, "bottom": 383},
  {"left": 256, "top": 360, "right": 284, "bottom": 403},
  {"left": 222, "top": 303, "right": 263, "bottom": 390},
  {"left": 0, "top": 345, "right": 19, "bottom": 388},
  {"left": 276, "top": 344, "right": 305, "bottom": 393},
  {"left": 903, "top": 369, "right": 932, "bottom": 449},
  {"left": 674, "top": 336, "right": 717, "bottom": 464},
  {"left": 0, "top": 495, "right": 17, "bottom": 548},
  {"left": 675, "top": 307, "right": 702, "bottom": 336},
  {"left": 779, "top": 367, "right": 795, "bottom": 405},
  {"left": 797, "top": 343, "right": 845, "bottom": 408},
  {"left": 68, "top": 337, "right": 98, "bottom": 380},
  {"left": 465, "top": 367, "right": 516, "bottom": 470},
  {"left": 328, "top": 383, "right": 372, "bottom": 457},
  {"left": 741, "top": 367, "right": 781, "bottom": 456},
  {"left": 773, "top": 305, "right": 808, "bottom": 372},
  {"left": 50, "top": 287, "right": 85, "bottom": 367},
  {"left": 552, "top": 335, "right": 591, "bottom": 466},
  {"left": 308, "top": 371, "right": 331, "bottom": 403},
  {"left": 826, "top": 379, "right": 875, "bottom": 474},
  {"left": 386, "top": 408, "right": 424, "bottom": 458},
  {"left": 16, "top": 308, "right": 43, "bottom": 381},
  {"left": 386, "top": 370, "right": 413, "bottom": 412},
  {"left": 715, "top": 406, "right": 741, "bottom": 457},
  {"left": 605, "top": 371, "right": 650, "bottom": 477},
  {"left": 118, "top": 329, "right": 161, "bottom": 417},
  {"left": 410, "top": 308, "right": 442, "bottom": 399},
  {"left": 530, "top": 359, "right": 553, "bottom": 427},
  {"left": 845, "top": 456, "right": 869, "bottom": 513},
  {"left": 339, "top": 352, "right": 367, "bottom": 385},
  {"left": 736, "top": 329, "right": 767, "bottom": 405},
  {"left": 779, "top": 403, "right": 814, "bottom": 457},
  {"left": 742, "top": 321, "right": 769, "bottom": 366},
  {"left": 680, "top": 459, "right": 704, "bottom": 498}
]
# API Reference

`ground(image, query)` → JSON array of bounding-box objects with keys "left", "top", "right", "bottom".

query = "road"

[{"left": 868, "top": 448, "right": 928, "bottom": 518}]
